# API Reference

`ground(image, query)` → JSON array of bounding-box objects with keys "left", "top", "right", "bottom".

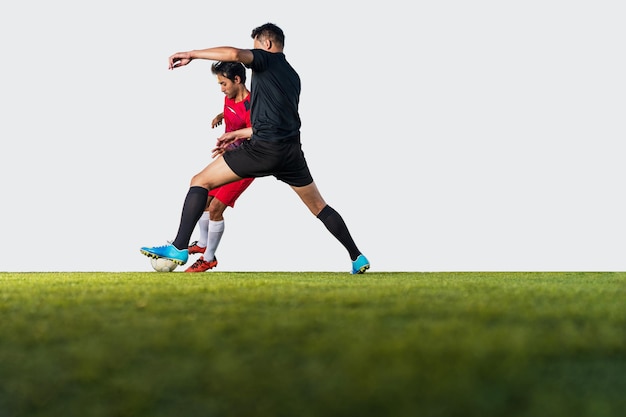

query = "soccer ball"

[{"left": 150, "top": 257, "right": 178, "bottom": 272}]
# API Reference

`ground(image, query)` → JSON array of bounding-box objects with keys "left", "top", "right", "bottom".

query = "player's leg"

[
  {"left": 290, "top": 182, "right": 370, "bottom": 274},
  {"left": 205, "top": 198, "right": 227, "bottom": 263},
  {"left": 185, "top": 198, "right": 226, "bottom": 273},
  {"left": 188, "top": 211, "right": 209, "bottom": 254},
  {"left": 190, "top": 156, "right": 242, "bottom": 190},
  {"left": 189, "top": 196, "right": 213, "bottom": 255},
  {"left": 185, "top": 178, "right": 255, "bottom": 272},
  {"left": 140, "top": 157, "right": 242, "bottom": 265},
  {"left": 171, "top": 158, "right": 242, "bottom": 251}
]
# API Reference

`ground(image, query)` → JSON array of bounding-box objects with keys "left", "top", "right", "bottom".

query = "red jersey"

[
  {"left": 224, "top": 94, "right": 251, "bottom": 150},
  {"left": 208, "top": 92, "right": 254, "bottom": 207}
]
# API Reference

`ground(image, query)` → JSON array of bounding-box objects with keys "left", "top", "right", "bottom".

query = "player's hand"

[
  {"left": 168, "top": 52, "right": 193, "bottom": 69},
  {"left": 211, "top": 114, "right": 224, "bottom": 129},
  {"left": 211, "top": 146, "right": 225, "bottom": 158},
  {"left": 211, "top": 132, "right": 235, "bottom": 158},
  {"left": 215, "top": 131, "right": 237, "bottom": 149}
]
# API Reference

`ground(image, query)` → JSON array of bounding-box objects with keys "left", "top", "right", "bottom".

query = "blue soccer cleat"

[
  {"left": 140, "top": 244, "right": 189, "bottom": 265},
  {"left": 351, "top": 254, "right": 370, "bottom": 274}
]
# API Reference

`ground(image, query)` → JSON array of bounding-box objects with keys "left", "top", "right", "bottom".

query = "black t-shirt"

[{"left": 246, "top": 49, "right": 301, "bottom": 141}]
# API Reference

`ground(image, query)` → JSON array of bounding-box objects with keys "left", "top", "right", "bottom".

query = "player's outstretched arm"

[{"left": 168, "top": 47, "right": 254, "bottom": 69}]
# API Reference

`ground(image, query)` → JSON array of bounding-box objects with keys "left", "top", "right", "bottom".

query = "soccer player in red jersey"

[{"left": 185, "top": 61, "right": 253, "bottom": 272}]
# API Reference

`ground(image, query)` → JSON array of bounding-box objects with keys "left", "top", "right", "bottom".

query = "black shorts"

[{"left": 223, "top": 136, "right": 314, "bottom": 187}]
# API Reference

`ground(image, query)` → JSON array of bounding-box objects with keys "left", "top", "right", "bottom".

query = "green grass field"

[{"left": 1, "top": 272, "right": 625, "bottom": 417}]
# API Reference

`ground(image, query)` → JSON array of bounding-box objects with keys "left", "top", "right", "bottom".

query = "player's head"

[
  {"left": 251, "top": 23, "right": 285, "bottom": 51},
  {"left": 211, "top": 61, "right": 247, "bottom": 84},
  {"left": 211, "top": 62, "right": 247, "bottom": 99}
]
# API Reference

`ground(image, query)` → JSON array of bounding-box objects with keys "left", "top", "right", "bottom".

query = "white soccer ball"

[{"left": 150, "top": 257, "right": 178, "bottom": 272}]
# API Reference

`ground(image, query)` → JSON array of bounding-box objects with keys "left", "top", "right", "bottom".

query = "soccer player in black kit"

[{"left": 141, "top": 23, "right": 370, "bottom": 274}]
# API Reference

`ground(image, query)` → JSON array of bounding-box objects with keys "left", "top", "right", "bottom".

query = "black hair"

[
  {"left": 210, "top": 61, "right": 247, "bottom": 84},
  {"left": 250, "top": 23, "right": 285, "bottom": 48}
]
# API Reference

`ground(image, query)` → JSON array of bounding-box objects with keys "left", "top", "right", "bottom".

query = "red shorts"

[{"left": 208, "top": 177, "right": 254, "bottom": 208}]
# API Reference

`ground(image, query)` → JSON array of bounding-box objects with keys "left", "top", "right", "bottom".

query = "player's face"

[{"left": 216, "top": 74, "right": 237, "bottom": 99}]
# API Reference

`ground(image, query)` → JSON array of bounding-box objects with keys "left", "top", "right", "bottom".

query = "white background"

[{"left": 1, "top": 1, "right": 625, "bottom": 272}]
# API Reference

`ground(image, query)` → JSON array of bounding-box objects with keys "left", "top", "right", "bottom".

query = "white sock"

[
  {"left": 197, "top": 212, "right": 210, "bottom": 248},
  {"left": 204, "top": 220, "right": 224, "bottom": 261}
]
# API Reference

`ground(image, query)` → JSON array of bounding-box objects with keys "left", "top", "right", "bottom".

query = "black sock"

[
  {"left": 317, "top": 205, "right": 361, "bottom": 261},
  {"left": 172, "top": 186, "right": 208, "bottom": 250}
]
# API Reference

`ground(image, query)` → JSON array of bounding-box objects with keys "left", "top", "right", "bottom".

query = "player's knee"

[
  {"left": 208, "top": 201, "right": 227, "bottom": 218},
  {"left": 190, "top": 173, "right": 209, "bottom": 188}
]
